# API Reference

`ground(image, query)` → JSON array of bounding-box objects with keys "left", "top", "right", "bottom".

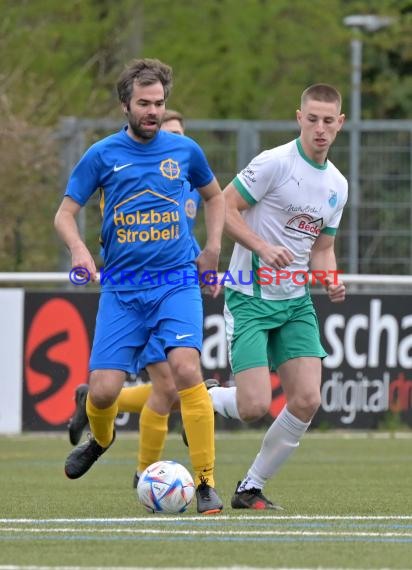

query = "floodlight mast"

[
  {"left": 342, "top": 14, "right": 394, "bottom": 273},
  {"left": 343, "top": 15, "right": 394, "bottom": 32}
]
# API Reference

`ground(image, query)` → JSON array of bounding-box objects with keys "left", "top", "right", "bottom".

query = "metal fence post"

[
  {"left": 236, "top": 121, "right": 260, "bottom": 172},
  {"left": 348, "top": 36, "right": 362, "bottom": 273},
  {"left": 58, "top": 117, "right": 87, "bottom": 271}
]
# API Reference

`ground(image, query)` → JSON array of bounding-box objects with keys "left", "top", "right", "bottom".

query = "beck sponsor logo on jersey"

[{"left": 285, "top": 214, "right": 323, "bottom": 237}]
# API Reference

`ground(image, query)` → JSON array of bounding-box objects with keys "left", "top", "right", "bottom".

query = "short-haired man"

[
  {"left": 55, "top": 59, "right": 224, "bottom": 514},
  {"left": 208, "top": 84, "right": 347, "bottom": 509},
  {"left": 67, "top": 108, "right": 211, "bottom": 491}
]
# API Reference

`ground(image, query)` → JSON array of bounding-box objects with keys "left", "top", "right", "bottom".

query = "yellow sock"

[
  {"left": 86, "top": 396, "right": 117, "bottom": 448},
  {"left": 178, "top": 383, "right": 215, "bottom": 488},
  {"left": 117, "top": 384, "right": 152, "bottom": 413},
  {"left": 138, "top": 405, "right": 169, "bottom": 473}
]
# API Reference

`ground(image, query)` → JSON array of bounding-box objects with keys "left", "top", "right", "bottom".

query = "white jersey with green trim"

[{"left": 226, "top": 138, "right": 348, "bottom": 300}]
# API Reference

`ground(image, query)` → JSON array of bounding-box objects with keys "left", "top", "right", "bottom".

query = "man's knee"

[
  {"left": 169, "top": 359, "right": 201, "bottom": 389},
  {"left": 238, "top": 397, "right": 270, "bottom": 423},
  {"left": 163, "top": 383, "right": 179, "bottom": 403},
  {"left": 152, "top": 382, "right": 179, "bottom": 406},
  {"left": 289, "top": 392, "right": 321, "bottom": 421},
  {"left": 89, "top": 387, "right": 117, "bottom": 409},
  {"left": 171, "top": 359, "right": 197, "bottom": 379},
  {"left": 89, "top": 371, "right": 124, "bottom": 408}
]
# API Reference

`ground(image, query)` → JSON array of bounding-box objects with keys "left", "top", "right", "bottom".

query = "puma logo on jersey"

[{"left": 291, "top": 175, "right": 303, "bottom": 187}]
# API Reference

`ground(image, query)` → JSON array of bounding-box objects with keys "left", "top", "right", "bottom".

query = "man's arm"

[
  {"left": 197, "top": 177, "right": 224, "bottom": 254},
  {"left": 196, "top": 178, "right": 224, "bottom": 290},
  {"left": 54, "top": 196, "right": 97, "bottom": 281},
  {"left": 311, "top": 232, "right": 345, "bottom": 302},
  {"left": 224, "top": 182, "right": 293, "bottom": 270}
]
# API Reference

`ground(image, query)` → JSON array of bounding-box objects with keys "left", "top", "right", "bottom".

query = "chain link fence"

[{"left": 58, "top": 117, "right": 412, "bottom": 274}]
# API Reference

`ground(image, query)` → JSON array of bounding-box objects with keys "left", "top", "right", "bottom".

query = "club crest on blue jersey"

[
  {"left": 185, "top": 198, "right": 197, "bottom": 219},
  {"left": 328, "top": 190, "right": 337, "bottom": 208},
  {"left": 160, "top": 158, "right": 180, "bottom": 180}
]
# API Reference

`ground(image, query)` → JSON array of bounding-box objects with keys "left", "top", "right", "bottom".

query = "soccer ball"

[{"left": 137, "top": 460, "right": 195, "bottom": 514}]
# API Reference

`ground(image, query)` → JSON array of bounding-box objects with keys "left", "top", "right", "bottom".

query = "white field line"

[
  {"left": 1, "top": 566, "right": 407, "bottom": 570},
  {"left": 0, "top": 567, "right": 365, "bottom": 570},
  {"left": 1, "top": 527, "right": 412, "bottom": 538},
  {"left": 1, "top": 515, "right": 412, "bottom": 523},
  {"left": 0, "top": 566, "right": 324, "bottom": 570}
]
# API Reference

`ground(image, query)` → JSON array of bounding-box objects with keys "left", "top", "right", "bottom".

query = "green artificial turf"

[{"left": 0, "top": 431, "right": 411, "bottom": 568}]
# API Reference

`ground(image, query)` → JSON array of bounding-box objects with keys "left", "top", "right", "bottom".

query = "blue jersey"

[{"left": 65, "top": 128, "right": 213, "bottom": 290}]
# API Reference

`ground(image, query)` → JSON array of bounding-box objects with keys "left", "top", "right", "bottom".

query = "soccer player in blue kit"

[
  {"left": 67, "top": 109, "right": 217, "bottom": 490},
  {"left": 54, "top": 59, "right": 225, "bottom": 514}
]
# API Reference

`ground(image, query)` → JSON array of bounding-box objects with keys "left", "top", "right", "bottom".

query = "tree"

[
  {"left": 0, "top": 0, "right": 410, "bottom": 271},
  {"left": 143, "top": 0, "right": 348, "bottom": 119},
  {"left": 341, "top": 0, "right": 412, "bottom": 119}
]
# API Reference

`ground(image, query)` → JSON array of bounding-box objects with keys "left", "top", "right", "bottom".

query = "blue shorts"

[
  {"left": 89, "top": 282, "right": 203, "bottom": 373},
  {"left": 137, "top": 335, "right": 167, "bottom": 370}
]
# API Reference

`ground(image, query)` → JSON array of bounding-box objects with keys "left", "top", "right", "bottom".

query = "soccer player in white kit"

[{"left": 209, "top": 84, "right": 347, "bottom": 509}]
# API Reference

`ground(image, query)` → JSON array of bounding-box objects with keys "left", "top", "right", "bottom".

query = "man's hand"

[
  {"left": 202, "top": 281, "right": 222, "bottom": 298},
  {"left": 196, "top": 247, "right": 220, "bottom": 292},
  {"left": 71, "top": 243, "right": 97, "bottom": 281},
  {"left": 257, "top": 243, "right": 294, "bottom": 270},
  {"left": 324, "top": 276, "right": 345, "bottom": 303}
]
